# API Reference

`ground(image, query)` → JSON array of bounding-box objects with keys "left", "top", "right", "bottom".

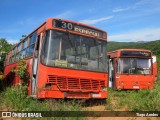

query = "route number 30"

[{"left": 61, "top": 21, "right": 73, "bottom": 30}]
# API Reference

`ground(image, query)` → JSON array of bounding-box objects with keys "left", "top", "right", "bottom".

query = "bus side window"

[
  {"left": 26, "top": 45, "right": 34, "bottom": 57},
  {"left": 26, "top": 31, "right": 37, "bottom": 57},
  {"left": 29, "top": 32, "right": 37, "bottom": 45},
  {"left": 34, "top": 35, "right": 40, "bottom": 58}
]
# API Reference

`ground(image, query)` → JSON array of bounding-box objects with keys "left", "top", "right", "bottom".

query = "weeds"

[
  {"left": 0, "top": 85, "right": 85, "bottom": 119},
  {"left": 106, "top": 83, "right": 160, "bottom": 111},
  {"left": 3, "top": 85, "right": 48, "bottom": 111}
]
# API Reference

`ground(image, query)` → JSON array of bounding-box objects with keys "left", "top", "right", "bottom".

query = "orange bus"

[
  {"left": 4, "top": 18, "right": 108, "bottom": 99},
  {"left": 107, "top": 49, "right": 157, "bottom": 90}
]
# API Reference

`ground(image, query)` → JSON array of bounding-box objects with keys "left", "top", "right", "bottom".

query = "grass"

[
  {"left": 2, "top": 87, "right": 84, "bottom": 112},
  {"left": 0, "top": 84, "right": 85, "bottom": 119},
  {"left": 106, "top": 81, "right": 160, "bottom": 111},
  {"left": 0, "top": 76, "right": 160, "bottom": 119}
]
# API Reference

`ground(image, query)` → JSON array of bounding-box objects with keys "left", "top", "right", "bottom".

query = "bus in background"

[
  {"left": 4, "top": 18, "right": 108, "bottom": 99},
  {"left": 107, "top": 49, "right": 157, "bottom": 90}
]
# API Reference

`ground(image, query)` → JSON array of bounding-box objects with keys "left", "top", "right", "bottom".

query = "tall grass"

[
  {"left": 106, "top": 82, "right": 160, "bottom": 111},
  {"left": 0, "top": 85, "right": 84, "bottom": 119},
  {"left": 3, "top": 85, "right": 49, "bottom": 111},
  {"left": 3, "top": 86, "right": 83, "bottom": 111}
]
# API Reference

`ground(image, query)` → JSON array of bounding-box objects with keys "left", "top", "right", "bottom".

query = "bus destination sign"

[
  {"left": 120, "top": 51, "right": 151, "bottom": 57},
  {"left": 53, "top": 20, "right": 106, "bottom": 38}
]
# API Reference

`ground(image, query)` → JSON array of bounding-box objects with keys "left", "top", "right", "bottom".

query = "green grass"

[
  {"left": 0, "top": 76, "right": 160, "bottom": 119},
  {"left": 106, "top": 82, "right": 160, "bottom": 111},
  {"left": 0, "top": 85, "right": 85, "bottom": 119}
]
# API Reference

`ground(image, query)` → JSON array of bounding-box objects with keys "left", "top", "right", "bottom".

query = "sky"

[{"left": 0, "top": 0, "right": 160, "bottom": 43}]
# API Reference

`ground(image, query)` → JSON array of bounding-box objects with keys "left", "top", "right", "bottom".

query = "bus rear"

[{"left": 108, "top": 49, "right": 157, "bottom": 90}]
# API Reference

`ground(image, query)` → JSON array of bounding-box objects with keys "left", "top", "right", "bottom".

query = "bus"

[
  {"left": 4, "top": 18, "right": 108, "bottom": 99},
  {"left": 107, "top": 49, "right": 157, "bottom": 90}
]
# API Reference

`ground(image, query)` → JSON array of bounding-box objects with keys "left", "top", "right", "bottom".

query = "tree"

[{"left": 0, "top": 38, "right": 13, "bottom": 72}]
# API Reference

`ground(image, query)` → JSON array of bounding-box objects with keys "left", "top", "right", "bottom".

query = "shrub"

[{"left": 13, "top": 59, "right": 30, "bottom": 85}]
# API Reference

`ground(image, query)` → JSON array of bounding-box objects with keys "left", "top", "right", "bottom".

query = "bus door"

[
  {"left": 108, "top": 58, "right": 114, "bottom": 88},
  {"left": 31, "top": 33, "right": 42, "bottom": 96}
]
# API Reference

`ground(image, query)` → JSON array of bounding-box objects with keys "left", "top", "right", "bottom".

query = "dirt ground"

[{"left": 84, "top": 105, "right": 160, "bottom": 120}]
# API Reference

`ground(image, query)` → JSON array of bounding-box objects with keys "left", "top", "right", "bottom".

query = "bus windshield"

[
  {"left": 117, "top": 58, "right": 152, "bottom": 74},
  {"left": 41, "top": 30, "right": 107, "bottom": 72}
]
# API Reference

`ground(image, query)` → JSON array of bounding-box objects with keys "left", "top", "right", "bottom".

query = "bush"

[
  {"left": 4, "top": 85, "right": 48, "bottom": 111},
  {"left": 13, "top": 59, "right": 30, "bottom": 85}
]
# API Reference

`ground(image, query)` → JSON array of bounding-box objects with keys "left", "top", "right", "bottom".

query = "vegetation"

[
  {"left": 12, "top": 59, "right": 30, "bottom": 85},
  {"left": 0, "top": 86, "right": 84, "bottom": 119},
  {"left": 106, "top": 82, "right": 160, "bottom": 111},
  {"left": 0, "top": 38, "right": 13, "bottom": 72}
]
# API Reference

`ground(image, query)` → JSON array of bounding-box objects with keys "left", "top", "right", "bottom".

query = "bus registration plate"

[
  {"left": 133, "top": 86, "right": 139, "bottom": 89},
  {"left": 91, "top": 93, "right": 101, "bottom": 98}
]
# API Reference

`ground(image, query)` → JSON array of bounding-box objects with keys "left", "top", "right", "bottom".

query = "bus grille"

[{"left": 47, "top": 75, "right": 105, "bottom": 91}]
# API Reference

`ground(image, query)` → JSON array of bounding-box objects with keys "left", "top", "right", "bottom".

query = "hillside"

[
  {"left": 107, "top": 40, "right": 160, "bottom": 54},
  {"left": 107, "top": 40, "right": 160, "bottom": 68}
]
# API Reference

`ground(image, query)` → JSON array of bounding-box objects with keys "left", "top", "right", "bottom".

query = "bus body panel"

[
  {"left": 35, "top": 63, "right": 107, "bottom": 99},
  {"left": 114, "top": 74, "right": 154, "bottom": 90}
]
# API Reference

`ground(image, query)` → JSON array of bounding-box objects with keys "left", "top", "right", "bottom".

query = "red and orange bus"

[
  {"left": 4, "top": 18, "right": 108, "bottom": 99},
  {"left": 107, "top": 49, "right": 157, "bottom": 90}
]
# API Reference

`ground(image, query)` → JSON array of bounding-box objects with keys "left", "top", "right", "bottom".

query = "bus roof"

[
  {"left": 108, "top": 48, "right": 151, "bottom": 55},
  {"left": 51, "top": 18, "right": 107, "bottom": 33},
  {"left": 108, "top": 48, "right": 152, "bottom": 58},
  {"left": 9, "top": 18, "right": 107, "bottom": 53}
]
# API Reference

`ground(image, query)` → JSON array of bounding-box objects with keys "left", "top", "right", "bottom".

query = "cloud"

[
  {"left": 112, "top": 0, "right": 159, "bottom": 13},
  {"left": 55, "top": 11, "right": 73, "bottom": 19},
  {"left": 109, "top": 28, "right": 160, "bottom": 42},
  {"left": 112, "top": 7, "right": 130, "bottom": 13},
  {"left": 134, "top": 0, "right": 152, "bottom": 6},
  {"left": 79, "top": 16, "right": 113, "bottom": 25},
  {"left": 7, "top": 39, "right": 18, "bottom": 44}
]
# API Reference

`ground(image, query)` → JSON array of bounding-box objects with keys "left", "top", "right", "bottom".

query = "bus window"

[
  {"left": 23, "top": 38, "right": 28, "bottom": 49},
  {"left": 17, "top": 43, "right": 22, "bottom": 52},
  {"left": 29, "top": 32, "right": 37, "bottom": 45},
  {"left": 20, "top": 49, "right": 27, "bottom": 59},
  {"left": 15, "top": 53, "right": 20, "bottom": 61},
  {"left": 118, "top": 58, "right": 152, "bottom": 74},
  {"left": 41, "top": 30, "right": 107, "bottom": 72},
  {"left": 26, "top": 44, "right": 34, "bottom": 57}
]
